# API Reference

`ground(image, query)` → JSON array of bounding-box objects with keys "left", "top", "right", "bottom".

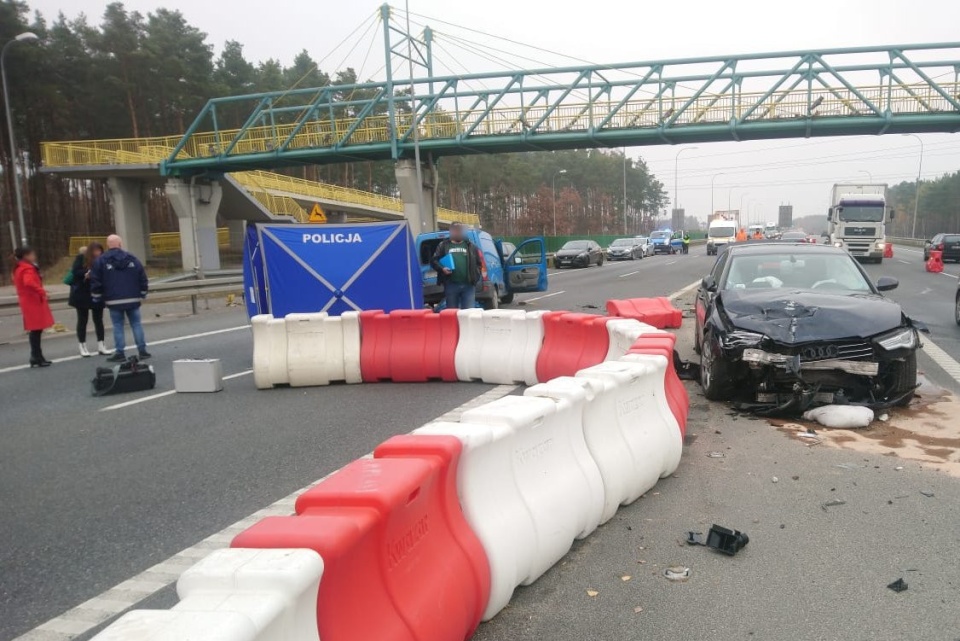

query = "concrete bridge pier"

[
  {"left": 395, "top": 159, "right": 438, "bottom": 234},
  {"left": 165, "top": 178, "right": 224, "bottom": 273},
  {"left": 107, "top": 178, "right": 151, "bottom": 260}
]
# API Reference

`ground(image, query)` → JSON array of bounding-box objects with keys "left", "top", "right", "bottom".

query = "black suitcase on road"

[{"left": 91, "top": 357, "right": 156, "bottom": 397}]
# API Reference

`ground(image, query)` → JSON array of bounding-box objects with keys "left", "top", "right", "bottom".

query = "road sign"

[{"left": 308, "top": 203, "right": 327, "bottom": 223}]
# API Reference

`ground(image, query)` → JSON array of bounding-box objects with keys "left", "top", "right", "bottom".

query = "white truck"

[
  {"left": 827, "top": 183, "right": 893, "bottom": 263},
  {"left": 706, "top": 218, "right": 738, "bottom": 256}
]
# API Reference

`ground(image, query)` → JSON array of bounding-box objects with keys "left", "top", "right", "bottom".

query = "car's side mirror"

[
  {"left": 923, "top": 240, "right": 932, "bottom": 247},
  {"left": 889, "top": 209, "right": 895, "bottom": 219},
  {"left": 514, "top": 255, "right": 523, "bottom": 265},
  {"left": 701, "top": 275, "right": 717, "bottom": 292},
  {"left": 876, "top": 276, "right": 899, "bottom": 292}
]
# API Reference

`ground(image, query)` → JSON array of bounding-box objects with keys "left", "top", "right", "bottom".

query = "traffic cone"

[
  {"left": 883, "top": 242, "right": 893, "bottom": 259},
  {"left": 926, "top": 250, "right": 944, "bottom": 273}
]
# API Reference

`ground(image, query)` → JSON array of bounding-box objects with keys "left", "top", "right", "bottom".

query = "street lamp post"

[
  {"left": 738, "top": 192, "right": 750, "bottom": 229},
  {"left": 2, "top": 32, "right": 40, "bottom": 247},
  {"left": 552, "top": 169, "right": 567, "bottom": 237},
  {"left": 902, "top": 134, "right": 924, "bottom": 239},
  {"left": 710, "top": 172, "right": 726, "bottom": 220},
  {"left": 673, "top": 147, "right": 698, "bottom": 225},
  {"left": 858, "top": 169, "right": 873, "bottom": 182},
  {"left": 622, "top": 150, "right": 628, "bottom": 234}
]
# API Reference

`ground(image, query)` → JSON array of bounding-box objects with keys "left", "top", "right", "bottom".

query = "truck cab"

[
  {"left": 827, "top": 184, "right": 892, "bottom": 263},
  {"left": 416, "top": 229, "right": 547, "bottom": 309}
]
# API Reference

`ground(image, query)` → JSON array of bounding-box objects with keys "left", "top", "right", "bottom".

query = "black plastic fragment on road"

[
  {"left": 673, "top": 350, "right": 700, "bottom": 381},
  {"left": 887, "top": 578, "right": 908, "bottom": 593},
  {"left": 686, "top": 531, "right": 705, "bottom": 546},
  {"left": 705, "top": 525, "right": 750, "bottom": 556}
]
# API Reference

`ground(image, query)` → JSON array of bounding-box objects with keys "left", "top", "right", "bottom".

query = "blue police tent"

[{"left": 243, "top": 221, "right": 422, "bottom": 317}]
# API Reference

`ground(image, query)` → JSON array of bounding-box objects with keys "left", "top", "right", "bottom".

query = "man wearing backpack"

[{"left": 91, "top": 234, "right": 151, "bottom": 362}]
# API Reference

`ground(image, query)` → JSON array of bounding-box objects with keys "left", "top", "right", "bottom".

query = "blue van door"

[{"left": 499, "top": 237, "right": 548, "bottom": 295}]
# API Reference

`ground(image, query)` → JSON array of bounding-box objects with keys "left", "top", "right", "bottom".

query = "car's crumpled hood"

[{"left": 718, "top": 289, "right": 904, "bottom": 344}]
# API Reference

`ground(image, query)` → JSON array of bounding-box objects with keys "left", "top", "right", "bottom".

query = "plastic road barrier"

[
  {"left": 606, "top": 297, "right": 683, "bottom": 329},
  {"left": 252, "top": 315, "right": 289, "bottom": 389},
  {"left": 926, "top": 249, "right": 944, "bottom": 273},
  {"left": 883, "top": 242, "right": 894, "bottom": 258},
  {"left": 623, "top": 335, "right": 689, "bottom": 436},
  {"left": 454, "top": 309, "right": 546, "bottom": 385},
  {"left": 92, "top": 548, "right": 323, "bottom": 641},
  {"left": 359, "top": 309, "right": 459, "bottom": 382},
  {"left": 604, "top": 318, "right": 660, "bottom": 362},
  {"left": 285, "top": 312, "right": 361, "bottom": 387},
  {"left": 535, "top": 312, "right": 612, "bottom": 383},
  {"left": 232, "top": 450, "right": 486, "bottom": 641},
  {"left": 415, "top": 393, "right": 604, "bottom": 620}
]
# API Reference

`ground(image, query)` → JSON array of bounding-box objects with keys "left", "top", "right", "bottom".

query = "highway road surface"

[{"left": 2, "top": 244, "right": 959, "bottom": 641}]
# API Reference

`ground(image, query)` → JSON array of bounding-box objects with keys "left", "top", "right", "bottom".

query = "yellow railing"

[
  {"left": 41, "top": 141, "right": 481, "bottom": 226},
  {"left": 43, "top": 80, "right": 954, "bottom": 161},
  {"left": 68, "top": 229, "right": 231, "bottom": 256}
]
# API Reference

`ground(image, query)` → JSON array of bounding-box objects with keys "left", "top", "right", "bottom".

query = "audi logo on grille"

[{"left": 801, "top": 345, "right": 839, "bottom": 360}]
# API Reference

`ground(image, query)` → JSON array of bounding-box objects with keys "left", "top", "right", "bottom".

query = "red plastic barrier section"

[
  {"left": 359, "top": 309, "right": 459, "bottom": 382},
  {"left": 606, "top": 297, "right": 683, "bottom": 329},
  {"left": 627, "top": 333, "right": 689, "bottom": 436},
  {"left": 232, "top": 434, "right": 488, "bottom": 641},
  {"left": 535, "top": 312, "right": 612, "bottom": 383},
  {"left": 926, "top": 250, "right": 944, "bottom": 273},
  {"left": 883, "top": 242, "right": 894, "bottom": 258}
]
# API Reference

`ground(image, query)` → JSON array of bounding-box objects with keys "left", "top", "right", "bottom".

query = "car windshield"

[
  {"left": 562, "top": 240, "right": 590, "bottom": 250},
  {"left": 650, "top": 231, "right": 670, "bottom": 239},
  {"left": 635, "top": 237, "right": 648, "bottom": 243},
  {"left": 839, "top": 204, "right": 884, "bottom": 222},
  {"left": 611, "top": 239, "right": 634, "bottom": 247},
  {"left": 709, "top": 226, "right": 736, "bottom": 238},
  {"left": 722, "top": 252, "right": 872, "bottom": 293}
]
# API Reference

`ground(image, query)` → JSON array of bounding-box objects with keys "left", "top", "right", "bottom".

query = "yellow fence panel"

[{"left": 68, "top": 228, "right": 232, "bottom": 257}]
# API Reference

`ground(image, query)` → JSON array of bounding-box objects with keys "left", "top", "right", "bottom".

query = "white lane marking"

[
  {"left": 898, "top": 259, "right": 911, "bottom": 264},
  {"left": 896, "top": 246, "right": 923, "bottom": 254},
  {"left": 922, "top": 336, "right": 960, "bottom": 386},
  {"left": 668, "top": 280, "right": 701, "bottom": 301},
  {"left": 940, "top": 272, "right": 959, "bottom": 279},
  {"left": 0, "top": 325, "right": 250, "bottom": 375},
  {"left": 99, "top": 371, "right": 254, "bottom": 412},
  {"left": 523, "top": 290, "right": 565, "bottom": 303},
  {"left": 665, "top": 260, "right": 677, "bottom": 266},
  {"left": 100, "top": 390, "right": 177, "bottom": 412},
  {"left": 618, "top": 271, "right": 640, "bottom": 278},
  {"left": 16, "top": 383, "right": 519, "bottom": 641}
]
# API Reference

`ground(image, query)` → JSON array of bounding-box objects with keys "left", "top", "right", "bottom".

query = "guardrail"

[
  {"left": 887, "top": 236, "right": 926, "bottom": 248},
  {"left": 68, "top": 229, "right": 232, "bottom": 256},
  {"left": 0, "top": 276, "right": 244, "bottom": 315}
]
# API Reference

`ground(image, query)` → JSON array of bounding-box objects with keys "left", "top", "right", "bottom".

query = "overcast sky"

[{"left": 24, "top": 0, "right": 960, "bottom": 226}]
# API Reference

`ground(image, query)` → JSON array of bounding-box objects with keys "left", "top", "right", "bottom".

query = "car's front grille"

[{"left": 795, "top": 340, "right": 874, "bottom": 362}]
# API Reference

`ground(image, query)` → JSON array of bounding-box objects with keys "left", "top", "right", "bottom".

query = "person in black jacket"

[
  {"left": 69, "top": 242, "right": 110, "bottom": 357},
  {"left": 91, "top": 234, "right": 150, "bottom": 362},
  {"left": 429, "top": 223, "right": 484, "bottom": 309}
]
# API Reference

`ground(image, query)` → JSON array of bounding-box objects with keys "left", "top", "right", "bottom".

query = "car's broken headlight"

[
  {"left": 722, "top": 330, "right": 766, "bottom": 348},
  {"left": 876, "top": 327, "right": 917, "bottom": 351}
]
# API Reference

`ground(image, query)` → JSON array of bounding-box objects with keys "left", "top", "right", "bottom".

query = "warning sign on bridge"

[{"left": 308, "top": 203, "right": 327, "bottom": 223}]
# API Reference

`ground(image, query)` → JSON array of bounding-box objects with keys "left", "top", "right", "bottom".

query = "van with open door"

[{"left": 416, "top": 229, "right": 548, "bottom": 309}]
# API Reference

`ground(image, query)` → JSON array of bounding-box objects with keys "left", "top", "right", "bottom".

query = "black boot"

[{"left": 30, "top": 356, "right": 52, "bottom": 368}]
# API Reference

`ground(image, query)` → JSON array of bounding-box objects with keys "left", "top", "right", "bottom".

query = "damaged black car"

[{"left": 694, "top": 242, "right": 919, "bottom": 412}]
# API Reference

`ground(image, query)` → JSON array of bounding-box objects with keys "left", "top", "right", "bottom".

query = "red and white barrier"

[
  {"left": 285, "top": 312, "right": 361, "bottom": 387},
  {"left": 94, "top": 548, "right": 323, "bottom": 641},
  {"left": 454, "top": 309, "right": 546, "bottom": 385},
  {"left": 416, "top": 393, "right": 605, "bottom": 620},
  {"left": 359, "top": 309, "right": 460, "bottom": 382},
  {"left": 604, "top": 318, "right": 660, "bottom": 362},
  {"left": 252, "top": 315, "right": 289, "bottom": 389},
  {"left": 606, "top": 297, "right": 683, "bottom": 329}
]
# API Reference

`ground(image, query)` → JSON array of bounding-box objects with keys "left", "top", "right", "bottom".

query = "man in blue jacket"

[{"left": 91, "top": 234, "right": 151, "bottom": 362}]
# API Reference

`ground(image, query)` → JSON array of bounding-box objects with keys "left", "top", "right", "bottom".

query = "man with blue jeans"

[
  {"left": 430, "top": 223, "right": 483, "bottom": 310},
  {"left": 91, "top": 234, "right": 151, "bottom": 362}
]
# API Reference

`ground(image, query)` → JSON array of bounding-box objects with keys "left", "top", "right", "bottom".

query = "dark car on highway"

[
  {"left": 606, "top": 238, "right": 643, "bottom": 261},
  {"left": 555, "top": 240, "right": 604, "bottom": 268},
  {"left": 694, "top": 242, "right": 920, "bottom": 411},
  {"left": 923, "top": 233, "right": 960, "bottom": 262}
]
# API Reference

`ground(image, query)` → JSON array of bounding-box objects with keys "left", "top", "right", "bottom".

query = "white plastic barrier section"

[
  {"left": 252, "top": 315, "right": 289, "bottom": 390},
  {"left": 92, "top": 548, "right": 323, "bottom": 641},
  {"left": 285, "top": 311, "right": 361, "bottom": 387},
  {"left": 604, "top": 318, "right": 662, "bottom": 362},
  {"left": 415, "top": 393, "right": 604, "bottom": 621},
  {"left": 527, "top": 356, "right": 682, "bottom": 524},
  {"left": 454, "top": 309, "right": 546, "bottom": 385}
]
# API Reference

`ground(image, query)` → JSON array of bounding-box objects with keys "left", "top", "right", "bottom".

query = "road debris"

[
  {"left": 771, "top": 476, "right": 779, "bottom": 483},
  {"left": 802, "top": 405, "right": 874, "bottom": 428},
  {"left": 887, "top": 578, "right": 908, "bottom": 593},
  {"left": 706, "top": 525, "right": 750, "bottom": 556},
  {"left": 920, "top": 491, "right": 935, "bottom": 498},
  {"left": 663, "top": 566, "right": 691, "bottom": 582},
  {"left": 821, "top": 499, "right": 847, "bottom": 511},
  {"left": 586, "top": 589, "right": 599, "bottom": 597},
  {"left": 706, "top": 451, "right": 725, "bottom": 458},
  {"left": 686, "top": 531, "right": 705, "bottom": 546}
]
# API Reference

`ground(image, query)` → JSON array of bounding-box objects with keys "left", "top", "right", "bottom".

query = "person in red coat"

[{"left": 13, "top": 246, "right": 55, "bottom": 367}]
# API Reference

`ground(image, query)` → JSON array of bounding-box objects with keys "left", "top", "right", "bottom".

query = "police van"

[{"left": 416, "top": 229, "right": 548, "bottom": 309}]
